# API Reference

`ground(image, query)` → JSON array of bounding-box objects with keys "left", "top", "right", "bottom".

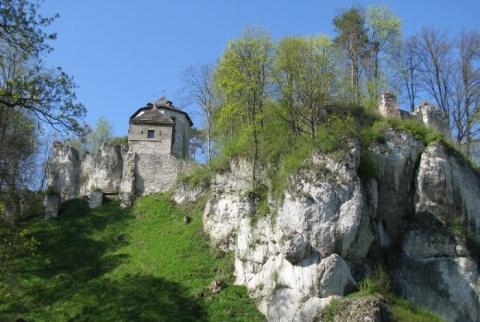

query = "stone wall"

[
  {"left": 412, "top": 101, "right": 451, "bottom": 139},
  {"left": 129, "top": 123, "right": 173, "bottom": 143},
  {"left": 161, "top": 109, "right": 191, "bottom": 158},
  {"left": 379, "top": 92, "right": 401, "bottom": 119},
  {"left": 378, "top": 93, "right": 451, "bottom": 140},
  {"left": 46, "top": 142, "right": 81, "bottom": 201}
]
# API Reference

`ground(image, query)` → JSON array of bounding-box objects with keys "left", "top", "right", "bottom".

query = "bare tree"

[
  {"left": 414, "top": 27, "right": 454, "bottom": 115},
  {"left": 179, "top": 63, "right": 218, "bottom": 166},
  {"left": 451, "top": 30, "right": 480, "bottom": 155}
]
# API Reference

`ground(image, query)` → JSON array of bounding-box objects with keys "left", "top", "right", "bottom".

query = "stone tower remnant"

[{"left": 378, "top": 93, "right": 451, "bottom": 140}]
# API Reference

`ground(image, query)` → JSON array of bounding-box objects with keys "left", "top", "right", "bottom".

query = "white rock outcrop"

[
  {"left": 203, "top": 130, "right": 480, "bottom": 321},
  {"left": 204, "top": 149, "right": 372, "bottom": 321}
]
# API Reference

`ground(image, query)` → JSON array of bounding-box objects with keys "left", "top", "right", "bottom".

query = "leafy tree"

[
  {"left": 214, "top": 26, "right": 274, "bottom": 184},
  {"left": 0, "top": 0, "right": 85, "bottom": 223},
  {"left": 189, "top": 127, "right": 206, "bottom": 162},
  {"left": 273, "top": 35, "right": 340, "bottom": 138},
  {"left": 333, "top": 6, "right": 369, "bottom": 103},
  {"left": 364, "top": 4, "right": 402, "bottom": 105},
  {"left": 0, "top": 107, "right": 37, "bottom": 223},
  {"left": 0, "top": 0, "right": 86, "bottom": 133},
  {"left": 67, "top": 116, "right": 114, "bottom": 158}
]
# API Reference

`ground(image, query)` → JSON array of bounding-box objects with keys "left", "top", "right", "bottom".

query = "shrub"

[
  {"left": 357, "top": 266, "right": 391, "bottom": 299},
  {"left": 178, "top": 165, "right": 213, "bottom": 189}
]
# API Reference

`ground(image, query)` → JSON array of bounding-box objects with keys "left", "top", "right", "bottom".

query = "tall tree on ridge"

[
  {"left": 214, "top": 26, "right": 274, "bottom": 185},
  {"left": 333, "top": 6, "right": 369, "bottom": 103},
  {"left": 180, "top": 63, "right": 218, "bottom": 166},
  {"left": 273, "top": 35, "right": 339, "bottom": 139},
  {"left": 364, "top": 4, "right": 402, "bottom": 105}
]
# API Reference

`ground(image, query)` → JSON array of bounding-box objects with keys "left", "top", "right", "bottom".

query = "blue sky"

[{"left": 38, "top": 0, "right": 480, "bottom": 137}]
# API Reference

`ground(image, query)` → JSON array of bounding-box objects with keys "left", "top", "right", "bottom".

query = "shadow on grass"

[
  {"left": 5, "top": 198, "right": 207, "bottom": 321},
  {"left": 69, "top": 274, "right": 205, "bottom": 322},
  {"left": 24, "top": 199, "right": 131, "bottom": 282}
]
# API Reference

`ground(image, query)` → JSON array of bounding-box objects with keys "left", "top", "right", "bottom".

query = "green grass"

[
  {"left": 1, "top": 195, "right": 265, "bottom": 322},
  {"left": 322, "top": 267, "right": 444, "bottom": 322}
]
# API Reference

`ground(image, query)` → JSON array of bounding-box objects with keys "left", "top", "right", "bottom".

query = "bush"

[
  {"left": 178, "top": 165, "right": 213, "bottom": 189},
  {"left": 357, "top": 266, "right": 391, "bottom": 299},
  {"left": 109, "top": 136, "right": 128, "bottom": 145}
]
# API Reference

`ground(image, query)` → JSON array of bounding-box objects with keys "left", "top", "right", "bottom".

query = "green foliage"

[
  {"left": 314, "top": 115, "right": 357, "bottom": 154},
  {"left": 0, "top": 195, "right": 264, "bottom": 321},
  {"left": 318, "top": 298, "right": 341, "bottom": 322},
  {"left": 0, "top": 0, "right": 86, "bottom": 133},
  {"left": 67, "top": 116, "right": 114, "bottom": 157},
  {"left": 337, "top": 266, "right": 443, "bottom": 321},
  {"left": 109, "top": 136, "right": 128, "bottom": 145},
  {"left": 356, "top": 266, "right": 392, "bottom": 299},
  {"left": 178, "top": 165, "right": 213, "bottom": 189},
  {"left": 0, "top": 218, "right": 38, "bottom": 305},
  {"left": 389, "top": 298, "right": 444, "bottom": 322}
]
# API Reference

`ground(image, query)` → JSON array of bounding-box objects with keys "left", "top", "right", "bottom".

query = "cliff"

[{"left": 201, "top": 129, "right": 480, "bottom": 321}]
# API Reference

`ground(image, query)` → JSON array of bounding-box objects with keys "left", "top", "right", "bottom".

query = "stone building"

[
  {"left": 118, "top": 97, "right": 193, "bottom": 207},
  {"left": 129, "top": 97, "right": 193, "bottom": 158}
]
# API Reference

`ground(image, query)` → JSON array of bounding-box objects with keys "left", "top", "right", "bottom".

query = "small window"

[{"left": 147, "top": 130, "right": 155, "bottom": 138}]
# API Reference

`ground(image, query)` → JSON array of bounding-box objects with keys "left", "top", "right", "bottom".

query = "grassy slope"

[{"left": 1, "top": 194, "right": 265, "bottom": 322}]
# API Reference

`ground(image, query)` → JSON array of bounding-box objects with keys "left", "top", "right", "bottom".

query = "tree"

[
  {"left": 413, "top": 27, "right": 454, "bottom": 115},
  {"left": 0, "top": 107, "right": 37, "bottom": 223},
  {"left": 393, "top": 35, "right": 421, "bottom": 111},
  {"left": 188, "top": 127, "right": 206, "bottom": 162},
  {"left": 67, "top": 116, "right": 114, "bottom": 158},
  {"left": 179, "top": 63, "right": 218, "bottom": 166},
  {"left": 333, "top": 6, "right": 369, "bottom": 103},
  {"left": 452, "top": 30, "right": 480, "bottom": 155},
  {"left": 214, "top": 26, "right": 274, "bottom": 184},
  {"left": 0, "top": 0, "right": 86, "bottom": 133},
  {"left": 364, "top": 4, "right": 402, "bottom": 104},
  {"left": 273, "top": 35, "right": 340, "bottom": 138},
  {"left": 0, "top": 0, "right": 85, "bottom": 224}
]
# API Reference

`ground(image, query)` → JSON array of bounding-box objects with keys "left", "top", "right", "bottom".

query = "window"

[{"left": 147, "top": 130, "right": 155, "bottom": 138}]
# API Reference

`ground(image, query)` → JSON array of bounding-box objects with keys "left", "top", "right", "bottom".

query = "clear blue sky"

[{"left": 38, "top": 0, "right": 480, "bottom": 137}]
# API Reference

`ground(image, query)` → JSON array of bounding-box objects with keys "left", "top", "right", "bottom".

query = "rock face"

[
  {"left": 45, "top": 140, "right": 191, "bottom": 216},
  {"left": 80, "top": 142, "right": 126, "bottom": 196},
  {"left": 203, "top": 132, "right": 480, "bottom": 321}
]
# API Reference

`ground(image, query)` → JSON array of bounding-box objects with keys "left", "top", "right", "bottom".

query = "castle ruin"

[
  {"left": 45, "top": 97, "right": 193, "bottom": 218},
  {"left": 378, "top": 93, "right": 451, "bottom": 139}
]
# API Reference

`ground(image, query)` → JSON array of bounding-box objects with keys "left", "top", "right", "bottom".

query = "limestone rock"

[
  {"left": 202, "top": 131, "right": 480, "bottom": 321},
  {"left": 415, "top": 144, "right": 480, "bottom": 231},
  {"left": 44, "top": 194, "right": 60, "bottom": 219},
  {"left": 281, "top": 230, "right": 311, "bottom": 264},
  {"left": 88, "top": 189, "right": 103, "bottom": 209},
  {"left": 317, "top": 254, "right": 356, "bottom": 298},
  {"left": 393, "top": 255, "right": 479, "bottom": 322},
  {"left": 119, "top": 152, "right": 136, "bottom": 208},
  {"left": 46, "top": 142, "right": 81, "bottom": 201},
  {"left": 80, "top": 142, "right": 126, "bottom": 195}
]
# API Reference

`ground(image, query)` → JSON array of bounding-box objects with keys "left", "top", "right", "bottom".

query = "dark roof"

[
  {"left": 130, "top": 107, "right": 174, "bottom": 125},
  {"left": 129, "top": 96, "right": 194, "bottom": 126}
]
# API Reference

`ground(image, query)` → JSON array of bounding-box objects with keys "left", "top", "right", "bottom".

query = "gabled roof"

[
  {"left": 130, "top": 107, "right": 174, "bottom": 125},
  {"left": 129, "top": 96, "right": 194, "bottom": 126}
]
